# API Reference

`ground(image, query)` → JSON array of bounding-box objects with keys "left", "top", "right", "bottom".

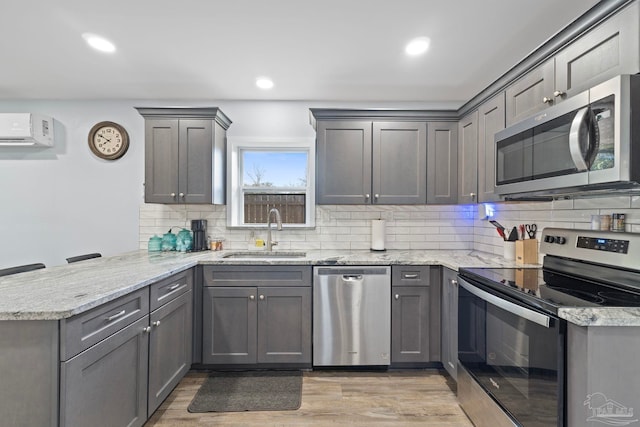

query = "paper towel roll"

[{"left": 371, "top": 219, "right": 386, "bottom": 251}]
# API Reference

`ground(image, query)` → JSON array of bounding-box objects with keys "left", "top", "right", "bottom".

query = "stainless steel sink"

[{"left": 222, "top": 251, "right": 307, "bottom": 259}]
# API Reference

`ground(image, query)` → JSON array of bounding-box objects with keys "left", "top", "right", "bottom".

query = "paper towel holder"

[{"left": 370, "top": 219, "right": 386, "bottom": 251}]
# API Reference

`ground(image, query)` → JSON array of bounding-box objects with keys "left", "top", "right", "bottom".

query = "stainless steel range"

[{"left": 457, "top": 227, "right": 640, "bottom": 427}]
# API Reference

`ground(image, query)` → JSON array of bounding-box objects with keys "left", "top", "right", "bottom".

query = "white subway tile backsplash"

[{"left": 139, "top": 197, "right": 640, "bottom": 253}]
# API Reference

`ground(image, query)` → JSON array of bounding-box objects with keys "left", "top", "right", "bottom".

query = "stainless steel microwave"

[{"left": 494, "top": 74, "right": 640, "bottom": 196}]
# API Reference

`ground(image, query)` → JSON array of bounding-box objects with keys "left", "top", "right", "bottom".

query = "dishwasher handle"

[{"left": 342, "top": 274, "right": 363, "bottom": 281}]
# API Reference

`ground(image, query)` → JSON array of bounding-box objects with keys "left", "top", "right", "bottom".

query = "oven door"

[{"left": 457, "top": 277, "right": 565, "bottom": 427}]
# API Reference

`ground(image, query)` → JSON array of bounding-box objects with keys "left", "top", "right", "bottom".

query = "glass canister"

[
  {"left": 148, "top": 235, "right": 162, "bottom": 252},
  {"left": 176, "top": 228, "right": 193, "bottom": 252},
  {"left": 161, "top": 229, "right": 177, "bottom": 251},
  {"left": 612, "top": 213, "right": 626, "bottom": 232}
]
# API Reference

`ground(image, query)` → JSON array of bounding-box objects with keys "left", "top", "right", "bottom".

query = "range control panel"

[
  {"left": 541, "top": 228, "right": 639, "bottom": 271},
  {"left": 577, "top": 236, "right": 629, "bottom": 254}
]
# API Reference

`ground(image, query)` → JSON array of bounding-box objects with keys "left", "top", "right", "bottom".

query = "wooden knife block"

[{"left": 515, "top": 239, "right": 538, "bottom": 265}]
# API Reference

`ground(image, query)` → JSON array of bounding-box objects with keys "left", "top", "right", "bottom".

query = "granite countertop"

[{"left": 0, "top": 248, "right": 638, "bottom": 327}]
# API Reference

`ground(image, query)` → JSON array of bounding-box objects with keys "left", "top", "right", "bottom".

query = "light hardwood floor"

[{"left": 145, "top": 370, "right": 473, "bottom": 426}]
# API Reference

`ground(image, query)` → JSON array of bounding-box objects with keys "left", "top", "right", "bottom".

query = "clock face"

[{"left": 88, "top": 121, "right": 129, "bottom": 160}]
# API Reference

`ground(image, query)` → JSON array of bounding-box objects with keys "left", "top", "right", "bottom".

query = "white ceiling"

[{"left": 0, "top": 0, "right": 600, "bottom": 104}]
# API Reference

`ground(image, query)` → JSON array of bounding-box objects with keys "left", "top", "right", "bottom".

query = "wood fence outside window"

[{"left": 244, "top": 193, "right": 306, "bottom": 224}]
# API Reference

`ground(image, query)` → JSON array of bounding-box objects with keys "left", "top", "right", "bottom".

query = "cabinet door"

[
  {"left": 148, "top": 290, "right": 193, "bottom": 416},
  {"left": 427, "top": 121, "right": 458, "bottom": 204},
  {"left": 179, "top": 119, "right": 213, "bottom": 204},
  {"left": 60, "top": 316, "right": 149, "bottom": 427},
  {"left": 555, "top": 2, "right": 639, "bottom": 101},
  {"left": 145, "top": 119, "right": 179, "bottom": 204},
  {"left": 477, "top": 93, "right": 505, "bottom": 203},
  {"left": 316, "top": 120, "right": 372, "bottom": 204},
  {"left": 373, "top": 121, "right": 427, "bottom": 204},
  {"left": 505, "top": 60, "right": 555, "bottom": 126},
  {"left": 457, "top": 111, "right": 479, "bottom": 204},
  {"left": 441, "top": 268, "right": 458, "bottom": 381},
  {"left": 202, "top": 287, "right": 257, "bottom": 364},
  {"left": 257, "top": 287, "right": 311, "bottom": 364},
  {"left": 391, "top": 286, "right": 430, "bottom": 364}
]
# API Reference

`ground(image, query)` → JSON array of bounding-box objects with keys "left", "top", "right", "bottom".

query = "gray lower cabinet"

[
  {"left": 391, "top": 266, "right": 440, "bottom": 365},
  {"left": 441, "top": 267, "right": 458, "bottom": 380},
  {"left": 60, "top": 315, "right": 149, "bottom": 427},
  {"left": 457, "top": 111, "right": 478, "bottom": 204},
  {"left": 148, "top": 289, "right": 193, "bottom": 415},
  {"left": 427, "top": 121, "right": 458, "bottom": 204},
  {"left": 202, "top": 265, "right": 312, "bottom": 366},
  {"left": 315, "top": 118, "right": 427, "bottom": 204},
  {"left": 136, "top": 107, "right": 231, "bottom": 204},
  {"left": 477, "top": 93, "right": 505, "bottom": 203},
  {"left": 506, "top": 2, "right": 639, "bottom": 126},
  {"left": 58, "top": 269, "right": 193, "bottom": 426}
]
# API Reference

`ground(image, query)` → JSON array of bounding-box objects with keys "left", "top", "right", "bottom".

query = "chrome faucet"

[{"left": 266, "top": 208, "right": 282, "bottom": 251}]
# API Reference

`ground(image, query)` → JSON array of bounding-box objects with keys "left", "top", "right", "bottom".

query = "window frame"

[{"left": 227, "top": 137, "right": 316, "bottom": 228}]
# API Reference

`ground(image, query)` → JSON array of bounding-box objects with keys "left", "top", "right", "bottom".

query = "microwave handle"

[
  {"left": 568, "top": 107, "right": 591, "bottom": 171},
  {"left": 458, "top": 277, "right": 551, "bottom": 328}
]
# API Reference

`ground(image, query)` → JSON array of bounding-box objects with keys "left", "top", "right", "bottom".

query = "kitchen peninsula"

[{"left": 1, "top": 248, "right": 639, "bottom": 426}]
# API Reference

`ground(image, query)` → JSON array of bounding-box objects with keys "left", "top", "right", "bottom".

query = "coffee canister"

[{"left": 612, "top": 213, "right": 626, "bottom": 232}]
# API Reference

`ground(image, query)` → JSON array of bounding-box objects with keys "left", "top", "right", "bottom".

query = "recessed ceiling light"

[
  {"left": 82, "top": 33, "right": 116, "bottom": 53},
  {"left": 405, "top": 37, "right": 430, "bottom": 56},
  {"left": 256, "top": 77, "right": 274, "bottom": 90}
]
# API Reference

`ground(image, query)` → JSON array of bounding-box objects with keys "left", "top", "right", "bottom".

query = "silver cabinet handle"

[
  {"left": 365, "top": 194, "right": 370, "bottom": 200},
  {"left": 374, "top": 194, "right": 379, "bottom": 199},
  {"left": 451, "top": 279, "right": 458, "bottom": 286},
  {"left": 143, "top": 326, "right": 152, "bottom": 333},
  {"left": 542, "top": 96, "right": 554, "bottom": 104},
  {"left": 106, "top": 310, "right": 126, "bottom": 322},
  {"left": 168, "top": 283, "right": 181, "bottom": 291},
  {"left": 179, "top": 192, "right": 185, "bottom": 198},
  {"left": 568, "top": 106, "right": 591, "bottom": 172},
  {"left": 259, "top": 295, "right": 265, "bottom": 300},
  {"left": 394, "top": 294, "right": 400, "bottom": 300},
  {"left": 403, "top": 273, "right": 419, "bottom": 279},
  {"left": 554, "top": 90, "right": 565, "bottom": 98},
  {"left": 170, "top": 192, "right": 176, "bottom": 197},
  {"left": 249, "top": 295, "right": 255, "bottom": 300},
  {"left": 152, "top": 320, "right": 161, "bottom": 327}
]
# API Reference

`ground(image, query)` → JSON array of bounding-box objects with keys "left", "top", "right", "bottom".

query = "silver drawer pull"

[
  {"left": 403, "top": 273, "right": 419, "bottom": 279},
  {"left": 395, "top": 294, "right": 400, "bottom": 300},
  {"left": 152, "top": 320, "right": 161, "bottom": 327},
  {"left": 168, "top": 283, "right": 181, "bottom": 291},
  {"left": 143, "top": 326, "right": 152, "bottom": 333},
  {"left": 106, "top": 310, "right": 126, "bottom": 322}
]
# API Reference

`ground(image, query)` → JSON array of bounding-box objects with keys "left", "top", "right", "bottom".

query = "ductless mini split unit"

[{"left": 0, "top": 113, "right": 55, "bottom": 147}]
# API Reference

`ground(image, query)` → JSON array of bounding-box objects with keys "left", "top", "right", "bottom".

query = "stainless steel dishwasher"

[{"left": 313, "top": 266, "right": 391, "bottom": 366}]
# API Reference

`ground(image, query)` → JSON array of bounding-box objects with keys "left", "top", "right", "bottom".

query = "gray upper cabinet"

[
  {"left": 136, "top": 107, "right": 231, "bottom": 204},
  {"left": 427, "top": 121, "right": 458, "bottom": 204},
  {"left": 477, "top": 93, "right": 505, "bottom": 203},
  {"left": 315, "top": 118, "right": 427, "bottom": 205},
  {"left": 316, "top": 120, "right": 372, "bottom": 204},
  {"left": 506, "top": 2, "right": 639, "bottom": 126},
  {"left": 457, "top": 111, "right": 479, "bottom": 204}
]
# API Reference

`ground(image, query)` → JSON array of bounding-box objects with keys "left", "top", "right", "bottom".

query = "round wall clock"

[{"left": 88, "top": 121, "right": 130, "bottom": 160}]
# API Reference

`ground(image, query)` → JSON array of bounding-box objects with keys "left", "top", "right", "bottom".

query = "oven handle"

[{"left": 458, "top": 278, "right": 551, "bottom": 328}]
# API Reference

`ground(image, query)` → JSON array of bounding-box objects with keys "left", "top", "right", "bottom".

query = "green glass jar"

[{"left": 148, "top": 235, "right": 162, "bottom": 252}]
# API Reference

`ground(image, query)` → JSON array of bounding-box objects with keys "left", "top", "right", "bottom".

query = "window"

[{"left": 227, "top": 138, "right": 315, "bottom": 228}]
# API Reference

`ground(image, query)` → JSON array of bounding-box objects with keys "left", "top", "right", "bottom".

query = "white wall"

[{"left": 0, "top": 99, "right": 449, "bottom": 268}]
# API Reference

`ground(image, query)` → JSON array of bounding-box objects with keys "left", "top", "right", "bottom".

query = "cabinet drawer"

[
  {"left": 391, "top": 265, "right": 432, "bottom": 286},
  {"left": 203, "top": 265, "right": 311, "bottom": 287},
  {"left": 149, "top": 270, "right": 192, "bottom": 311},
  {"left": 60, "top": 287, "right": 149, "bottom": 361}
]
